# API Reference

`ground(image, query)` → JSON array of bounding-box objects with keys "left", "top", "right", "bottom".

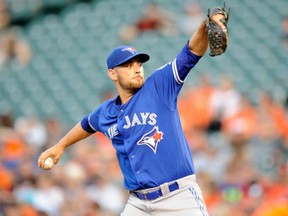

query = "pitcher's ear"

[{"left": 108, "top": 69, "right": 117, "bottom": 81}]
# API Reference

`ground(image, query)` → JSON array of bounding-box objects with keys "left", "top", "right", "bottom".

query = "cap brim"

[{"left": 115, "top": 53, "right": 150, "bottom": 67}]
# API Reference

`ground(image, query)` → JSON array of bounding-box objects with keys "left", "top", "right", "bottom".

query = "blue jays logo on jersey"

[
  {"left": 122, "top": 47, "right": 136, "bottom": 54},
  {"left": 137, "top": 126, "right": 164, "bottom": 153}
]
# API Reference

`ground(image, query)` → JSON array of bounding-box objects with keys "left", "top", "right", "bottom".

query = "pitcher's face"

[{"left": 113, "top": 59, "right": 145, "bottom": 92}]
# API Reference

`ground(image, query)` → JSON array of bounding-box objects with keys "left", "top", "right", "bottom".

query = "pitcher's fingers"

[
  {"left": 211, "top": 14, "right": 227, "bottom": 32},
  {"left": 38, "top": 153, "right": 46, "bottom": 168},
  {"left": 216, "top": 19, "right": 227, "bottom": 32},
  {"left": 37, "top": 154, "right": 43, "bottom": 168}
]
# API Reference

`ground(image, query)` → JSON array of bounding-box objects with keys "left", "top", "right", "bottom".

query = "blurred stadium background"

[
  {"left": 0, "top": 0, "right": 288, "bottom": 215},
  {"left": 1, "top": 0, "right": 287, "bottom": 125}
]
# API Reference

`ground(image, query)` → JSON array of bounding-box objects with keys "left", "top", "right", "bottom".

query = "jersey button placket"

[
  {"left": 131, "top": 155, "right": 140, "bottom": 174},
  {"left": 118, "top": 109, "right": 124, "bottom": 120}
]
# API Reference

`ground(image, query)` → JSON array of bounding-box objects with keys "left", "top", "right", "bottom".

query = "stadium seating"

[{"left": 1, "top": 0, "right": 288, "bottom": 125}]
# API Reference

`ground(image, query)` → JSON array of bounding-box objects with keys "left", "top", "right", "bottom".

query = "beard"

[{"left": 119, "top": 76, "right": 144, "bottom": 93}]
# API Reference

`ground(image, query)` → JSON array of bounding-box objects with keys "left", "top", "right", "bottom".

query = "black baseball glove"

[{"left": 206, "top": 3, "right": 230, "bottom": 57}]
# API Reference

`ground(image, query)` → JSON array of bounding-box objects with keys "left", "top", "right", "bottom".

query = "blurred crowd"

[
  {"left": 0, "top": 0, "right": 288, "bottom": 215},
  {"left": 0, "top": 72, "right": 288, "bottom": 216},
  {"left": 0, "top": 114, "right": 127, "bottom": 216},
  {"left": 178, "top": 73, "right": 288, "bottom": 216},
  {"left": 118, "top": 0, "right": 205, "bottom": 43}
]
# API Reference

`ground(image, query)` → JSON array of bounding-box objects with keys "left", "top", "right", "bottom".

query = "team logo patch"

[
  {"left": 122, "top": 47, "right": 136, "bottom": 54},
  {"left": 137, "top": 126, "right": 163, "bottom": 153}
]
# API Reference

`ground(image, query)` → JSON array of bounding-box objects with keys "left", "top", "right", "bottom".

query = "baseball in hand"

[{"left": 43, "top": 157, "right": 54, "bottom": 170}]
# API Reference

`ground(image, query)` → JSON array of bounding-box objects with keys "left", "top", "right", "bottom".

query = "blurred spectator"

[
  {"left": 207, "top": 75, "right": 242, "bottom": 133},
  {"left": 0, "top": 27, "right": 32, "bottom": 66},
  {"left": 45, "top": 117, "right": 66, "bottom": 149},
  {"left": 252, "top": 181, "right": 288, "bottom": 216},
  {"left": 222, "top": 95, "right": 257, "bottom": 140},
  {"left": 119, "top": 1, "right": 176, "bottom": 43},
  {"left": 0, "top": 164, "right": 13, "bottom": 191},
  {"left": 178, "top": 0, "right": 205, "bottom": 35},
  {"left": 246, "top": 92, "right": 287, "bottom": 181},
  {"left": 85, "top": 174, "right": 126, "bottom": 215},
  {"left": 282, "top": 15, "right": 288, "bottom": 48},
  {"left": 13, "top": 177, "right": 37, "bottom": 207},
  {"left": 248, "top": 129, "right": 283, "bottom": 181},
  {"left": 2, "top": 137, "right": 25, "bottom": 169},
  {"left": 197, "top": 171, "right": 221, "bottom": 213},
  {"left": 0, "top": 119, "right": 26, "bottom": 171},
  {"left": 222, "top": 123, "right": 258, "bottom": 189},
  {"left": 14, "top": 116, "right": 48, "bottom": 148},
  {"left": 255, "top": 91, "right": 288, "bottom": 139},
  {"left": 209, "top": 203, "right": 234, "bottom": 216},
  {"left": 32, "top": 173, "right": 64, "bottom": 216},
  {"left": 0, "top": 0, "right": 10, "bottom": 29},
  {"left": 178, "top": 73, "right": 215, "bottom": 137},
  {"left": 190, "top": 129, "right": 231, "bottom": 183},
  {"left": 0, "top": 110, "right": 14, "bottom": 128},
  {"left": 0, "top": 0, "right": 31, "bottom": 67}
]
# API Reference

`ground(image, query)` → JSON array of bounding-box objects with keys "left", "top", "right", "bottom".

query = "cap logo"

[
  {"left": 107, "top": 46, "right": 149, "bottom": 69},
  {"left": 122, "top": 47, "right": 136, "bottom": 54}
]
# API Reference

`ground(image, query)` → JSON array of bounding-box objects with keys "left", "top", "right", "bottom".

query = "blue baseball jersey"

[{"left": 81, "top": 42, "right": 202, "bottom": 191}]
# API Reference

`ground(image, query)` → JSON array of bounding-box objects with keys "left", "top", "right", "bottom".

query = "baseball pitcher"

[{"left": 38, "top": 4, "right": 229, "bottom": 216}]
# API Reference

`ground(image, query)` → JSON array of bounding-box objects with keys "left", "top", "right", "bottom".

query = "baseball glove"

[{"left": 206, "top": 3, "right": 230, "bottom": 57}]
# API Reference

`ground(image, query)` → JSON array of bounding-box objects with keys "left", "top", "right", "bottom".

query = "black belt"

[{"left": 131, "top": 182, "right": 179, "bottom": 201}]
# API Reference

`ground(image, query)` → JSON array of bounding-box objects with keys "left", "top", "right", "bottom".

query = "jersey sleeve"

[
  {"left": 176, "top": 41, "right": 202, "bottom": 82},
  {"left": 151, "top": 42, "right": 202, "bottom": 109},
  {"left": 80, "top": 106, "right": 102, "bottom": 133},
  {"left": 80, "top": 115, "right": 96, "bottom": 133}
]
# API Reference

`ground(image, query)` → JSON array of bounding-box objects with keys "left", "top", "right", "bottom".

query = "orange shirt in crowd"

[
  {"left": 178, "top": 85, "right": 214, "bottom": 136},
  {"left": 268, "top": 104, "right": 288, "bottom": 138},
  {"left": 258, "top": 93, "right": 288, "bottom": 138},
  {"left": 3, "top": 138, "right": 25, "bottom": 160},
  {"left": 0, "top": 165, "right": 13, "bottom": 190},
  {"left": 222, "top": 101, "right": 257, "bottom": 139},
  {"left": 20, "top": 204, "right": 38, "bottom": 216},
  {"left": 253, "top": 183, "right": 288, "bottom": 216},
  {"left": 252, "top": 201, "right": 288, "bottom": 216}
]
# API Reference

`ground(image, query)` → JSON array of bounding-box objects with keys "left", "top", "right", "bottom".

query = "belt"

[{"left": 131, "top": 182, "right": 179, "bottom": 201}]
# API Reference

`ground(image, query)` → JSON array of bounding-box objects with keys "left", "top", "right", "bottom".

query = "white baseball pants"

[{"left": 121, "top": 175, "right": 209, "bottom": 216}]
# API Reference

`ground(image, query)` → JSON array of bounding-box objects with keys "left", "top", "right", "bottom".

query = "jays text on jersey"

[{"left": 81, "top": 42, "right": 201, "bottom": 191}]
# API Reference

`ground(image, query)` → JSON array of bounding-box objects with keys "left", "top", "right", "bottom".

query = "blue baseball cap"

[{"left": 107, "top": 45, "right": 150, "bottom": 69}]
